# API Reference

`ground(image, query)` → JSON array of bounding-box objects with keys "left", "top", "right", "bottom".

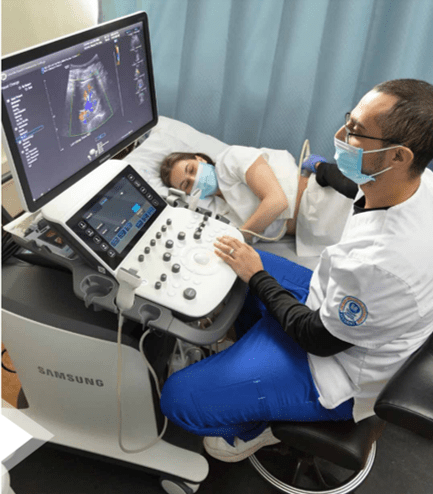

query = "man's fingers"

[{"left": 214, "top": 247, "right": 235, "bottom": 265}]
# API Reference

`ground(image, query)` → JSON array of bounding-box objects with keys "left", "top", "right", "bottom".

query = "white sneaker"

[{"left": 203, "top": 426, "right": 281, "bottom": 463}]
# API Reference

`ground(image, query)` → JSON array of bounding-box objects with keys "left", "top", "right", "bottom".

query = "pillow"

[{"left": 126, "top": 116, "right": 231, "bottom": 216}]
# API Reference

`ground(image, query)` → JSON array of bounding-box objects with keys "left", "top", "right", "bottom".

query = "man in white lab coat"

[{"left": 161, "top": 79, "right": 433, "bottom": 462}]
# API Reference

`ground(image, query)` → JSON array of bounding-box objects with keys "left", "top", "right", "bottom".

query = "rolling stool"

[
  {"left": 249, "top": 333, "right": 433, "bottom": 493},
  {"left": 249, "top": 415, "right": 385, "bottom": 493}
]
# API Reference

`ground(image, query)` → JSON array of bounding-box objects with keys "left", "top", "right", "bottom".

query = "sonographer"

[{"left": 160, "top": 79, "right": 433, "bottom": 464}]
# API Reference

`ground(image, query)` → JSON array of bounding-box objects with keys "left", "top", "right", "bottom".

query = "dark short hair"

[
  {"left": 373, "top": 79, "right": 433, "bottom": 176},
  {"left": 160, "top": 152, "right": 215, "bottom": 187}
]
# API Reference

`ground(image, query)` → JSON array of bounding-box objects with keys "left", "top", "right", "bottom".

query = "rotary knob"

[{"left": 172, "top": 263, "right": 181, "bottom": 273}]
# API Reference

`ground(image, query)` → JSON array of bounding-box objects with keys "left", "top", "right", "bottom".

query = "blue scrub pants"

[{"left": 160, "top": 251, "right": 353, "bottom": 446}]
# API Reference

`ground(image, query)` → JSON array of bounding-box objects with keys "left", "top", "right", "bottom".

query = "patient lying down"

[{"left": 160, "top": 146, "right": 309, "bottom": 243}]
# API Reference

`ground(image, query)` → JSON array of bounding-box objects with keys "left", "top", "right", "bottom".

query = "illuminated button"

[
  {"left": 78, "top": 221, "right": 87, "bottom": 229},
  {"left": 138, "top": 255, "right": 144, "bottom": 262},
  {"left": 127, "top": 174, "right": 135, "bottom": 181},
  {"left": 93, "top": 236, "right": 102, "bottom": 244},
  {"left": 163, "top": 252, "right": 171, "bottom": 262},
  {"left": 134, "top": 180, "right": 141, "bottom": 188},
  {"left": 140, "top": 186, "right": 147, "bottom": 193},
  {"left": 101, "top": 243, "right": 109, "bottom": 251},
  {"left": 145, "top": 193, "right": 153, "bottom": 201},
  {"left": 165, "top": 240, "right": 174, "bottom": 249},
  {"left": 178, "top": 232, "right": 186, "bottom": 241},
  {"left": 85, "top": 228, "right": 94, "bottom": 237},
  {"left": 107, "top": 250, "right": 116, "bottom": 258},
  {"left": 160, "top": 274, "right": 167, "bottom": 282},
  {"left": 172, "top": 263, "right": 181, "bottom": 273},
  {"left": 152, "top": 200, "right": 159, "bottom": 207},
  {"left": 194, "top": 252, "right": 210, "bottom": 265},
  {"left": 183, "top": 288, "right": 197, "bottom": 300}
]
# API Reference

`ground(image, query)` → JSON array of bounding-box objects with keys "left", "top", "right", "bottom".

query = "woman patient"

[{"left": 160, "top": 146, "right": 311, "bottom": 242}]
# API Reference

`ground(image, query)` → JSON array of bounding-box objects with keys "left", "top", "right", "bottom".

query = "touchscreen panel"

[{"left": 66, "top": 165, "right": 166, "bottom": 270}]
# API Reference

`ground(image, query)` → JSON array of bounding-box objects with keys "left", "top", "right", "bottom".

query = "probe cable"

[{"left": 116, "top": 310, "right": 168, "bottom": 454}]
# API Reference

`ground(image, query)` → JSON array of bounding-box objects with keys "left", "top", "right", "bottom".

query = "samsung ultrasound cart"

[{"left": 1, "top": 12, "right": 246, "bottom": 494}]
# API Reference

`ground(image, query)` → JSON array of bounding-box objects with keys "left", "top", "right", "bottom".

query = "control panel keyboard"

[{"left": 117, "top": 206, "right": 244, "bottom": 318}]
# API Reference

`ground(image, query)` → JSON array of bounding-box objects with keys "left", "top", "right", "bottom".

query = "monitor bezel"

[{"left": 1, "top": 11, "right": 158, "bottom": 213}]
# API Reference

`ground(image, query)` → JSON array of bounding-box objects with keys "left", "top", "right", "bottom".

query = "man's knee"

[
  {"left": 160, "top": 369, "right": 203, "bottom": 431},
  {"left": 160, "top": 372, "right": 185, "bottom": 420}
]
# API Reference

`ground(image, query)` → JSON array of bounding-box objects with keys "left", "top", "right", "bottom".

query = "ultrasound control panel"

[
  {"left": 117, "top": 203, "right": 244, "bottom": 318},
  {"left": 43, "top": 162, "right": 244, "bottom": 318}
]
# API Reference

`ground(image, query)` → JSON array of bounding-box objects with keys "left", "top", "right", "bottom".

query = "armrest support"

[{"left": 374, "top": 334, "right": 433, "bottom": 439}]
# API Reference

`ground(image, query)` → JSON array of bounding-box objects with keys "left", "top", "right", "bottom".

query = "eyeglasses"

[{"left": 344, "top": 112, "right": 400, "bottom": 145}]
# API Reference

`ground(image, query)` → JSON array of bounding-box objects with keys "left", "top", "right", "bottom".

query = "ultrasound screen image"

[{"left": 63, "top": 54, "right": 120, "bottom": 137}]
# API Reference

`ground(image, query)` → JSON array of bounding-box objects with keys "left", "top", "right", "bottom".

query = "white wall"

[{"left": 1, "top": 0, "right": 98, "bottom": 56}]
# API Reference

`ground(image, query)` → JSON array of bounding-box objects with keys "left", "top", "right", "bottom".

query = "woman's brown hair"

[{"left": 160, "top": 152, "right": 215, "bottom": 187}]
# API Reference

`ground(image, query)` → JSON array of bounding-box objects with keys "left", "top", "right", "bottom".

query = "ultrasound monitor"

[{"left": 1, "top": 11, "right": 157, "bottom": 212}]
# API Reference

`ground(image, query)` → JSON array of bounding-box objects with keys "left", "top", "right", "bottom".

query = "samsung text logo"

[{"left": 38, "top": 367, "right": 104, "bottom": 387}]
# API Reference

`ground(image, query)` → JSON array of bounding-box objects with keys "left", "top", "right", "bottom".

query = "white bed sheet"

[{"left": 126, "top": 116, "right": 324, "bottom": 270}]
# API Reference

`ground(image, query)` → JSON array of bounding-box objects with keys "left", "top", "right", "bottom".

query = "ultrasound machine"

[{"left": 1, "top": 12, "right": 246, "bottom": 493}]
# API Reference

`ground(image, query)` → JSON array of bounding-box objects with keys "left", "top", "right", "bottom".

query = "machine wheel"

[
  {"left": 160, "top": 477, "right": 200, "bottom": 494},
  {"left": 248, "top": 441, "right": 376, "bottom": 494}
]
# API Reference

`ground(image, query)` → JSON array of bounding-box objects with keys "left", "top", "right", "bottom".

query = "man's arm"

[
  {"left": 315, "top": 162, "right": 358, "bottom": 199},
  {"left": 249, "top": 270, "right": 353, "bottom": 357}
]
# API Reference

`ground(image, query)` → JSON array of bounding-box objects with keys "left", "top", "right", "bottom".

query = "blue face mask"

[
  {"left": 190, "top": 162, "right": 218, "bottom": 199},
  {"left": 334, "top": 137, "right": 401, "bottom": 185}
]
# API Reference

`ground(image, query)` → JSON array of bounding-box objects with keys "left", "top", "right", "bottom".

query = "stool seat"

[{"left": 271, "top": 415, "right": 386, "bottom": 471}]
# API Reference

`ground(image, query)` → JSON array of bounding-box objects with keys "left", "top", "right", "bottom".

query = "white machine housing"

[{"left": 2, "top": 295, "right": 208, "bottom": 488}]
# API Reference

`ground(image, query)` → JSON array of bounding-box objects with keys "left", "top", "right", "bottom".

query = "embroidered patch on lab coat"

[{"left": 339, "top": 296, "right": 368, "bottom": 326}]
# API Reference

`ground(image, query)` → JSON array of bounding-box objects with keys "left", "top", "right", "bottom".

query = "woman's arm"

[{"left": 241, "top": 155, "right": 289, "bottom": 240}]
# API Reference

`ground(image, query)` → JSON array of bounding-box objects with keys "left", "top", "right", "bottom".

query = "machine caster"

[{"left": 160, "top": 477, "right": 200, "bottom": 494}]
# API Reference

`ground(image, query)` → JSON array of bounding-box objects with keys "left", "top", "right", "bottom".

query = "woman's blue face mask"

[
  {"left": 190, "top": 162, "right": 218, "bottom": 199},
  {"left": 334, "top": 137, "right": 401, "bottom": 185}
]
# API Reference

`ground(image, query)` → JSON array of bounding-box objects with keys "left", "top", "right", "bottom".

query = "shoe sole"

[{"left": 203, "top": 434, "right": 280, "bottom": 463}]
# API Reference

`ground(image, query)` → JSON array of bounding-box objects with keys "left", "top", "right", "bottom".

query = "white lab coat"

[{"left": 306, "top": 168, "right": 433, "bottom": 421}]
